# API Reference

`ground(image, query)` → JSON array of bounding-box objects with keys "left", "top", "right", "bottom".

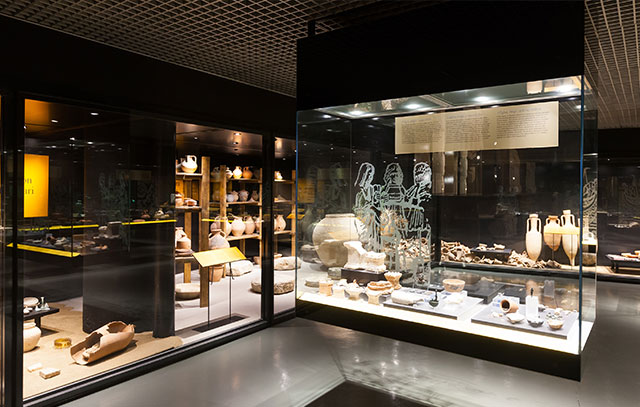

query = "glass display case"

[{"left": 296, "top": 76, "right": 597, "bottom": 375}]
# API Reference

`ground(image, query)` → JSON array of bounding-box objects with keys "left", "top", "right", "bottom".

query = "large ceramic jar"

[
  {"left": 233, "top": 166, "right": 243, "bottom": 179},
  {"left": 525, "top": 214, "right": 542, "bottom": 261},
  {"left": 231, "top": 216, "right": 246, "bottom": 236},
  {"left": 181, "top": 155, "right": 198, "bottom": 173},
  {"left": 24, "top": 322, "right": 41, "bottom": 352},
  {"left": 543, "top": 215, "right": 562, "bottom": 251},
  {"left": 209, "top": 229, "right": 230, "bottom": 250},
  {"left": 242, "top": 167, "right": 253, "bottom": 179},
  {"left": 243, "top": 215, "right": 256, "bottom": 234},
  {"left": 312, "top": 213, "right": 365, "bottom": 267},
  {"left": 560, "top": 209, "right": 579, "bottom": 266}
]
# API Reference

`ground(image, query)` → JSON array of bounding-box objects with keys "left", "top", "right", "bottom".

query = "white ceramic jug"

[
  {"left": 560, "top": 209, "right": 579, "bottom": 266},
  {"left": 181, "top": 155, "right": 198, "bottom": 173}
]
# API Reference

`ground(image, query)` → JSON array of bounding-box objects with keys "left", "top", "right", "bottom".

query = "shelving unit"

[{"left": 274, "top": 170, "right": 296, "bottom": 256}]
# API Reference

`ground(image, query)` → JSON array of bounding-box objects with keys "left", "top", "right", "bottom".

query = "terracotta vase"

[
  {"left": 250, "top": 190, "right": 259, "bottom": 202},
  {"left": 543, "top": 215, "right": 562, "bottom": 251},
  {"left": 560, "top": 209, "right": 579, "bottom": 266},
  {"left": 212, "top": 265, "right": 224, "bottom": 282},
  {"left": 24, "top": 322, "right": 41, "bottom": 352},
  {"left": 231, "top": 217, "right": 246, "bottom": 236},
  {"left": 176, "top": 235, "right": 191, "bottom": 250},
  {"left": 312, "top": 213, "right": 365, "bottom": 267},
  {"left": 254, "top": 216, "right": 261, "bottom": 233},
  {"left": 209, "top": 229, "right": 230, "bottom": 250},
  {"left": 274, "top": 171, "right": 283, "bottom": 181},
  {"left": 275, "top": 214, "right": 287, "bottom": 232},
  {"left": 233, "top": 166, "right": 243, "bottom": 179},
  {"left": 243, "top": 216, "right": 256, "bottom": 235},
  {"left": 181, "top": 155, "right": 198, "bottom": 173},
  {"left": 242, "top": 166, "right": 253, "bottom": 179},
  {"left": 238, "top": 189, "right": 249, "bottom": 202},
  {"left": 525, "top": 214, "right": 542, "bottom": 261},
  {"left": 225, "top": 168, "right": 233, "bottom": 179},
  {"left": 175, "top": 227, "right": 187, "bottom": 246}
]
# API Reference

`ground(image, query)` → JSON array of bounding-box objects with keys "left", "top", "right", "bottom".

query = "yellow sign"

[
  {"left": 193, "top": 247, "right": 246, "bottom": 267},
  {"left": 24, "top": 154, "right": 49, "bottom": 218}
]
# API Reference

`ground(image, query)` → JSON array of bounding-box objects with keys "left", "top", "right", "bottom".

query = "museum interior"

[{"left": 1, "top": 1, "right": 639, "bottom": 407}]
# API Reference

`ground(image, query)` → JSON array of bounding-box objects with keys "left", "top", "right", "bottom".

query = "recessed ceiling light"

[
  {"left": 427, "top": 112, "right": 435, "bottom": 115},
  {"left": 405, "top": 103, "right": 423, "bottom": 109},
  {"left": 350, "top": 109, "right": 365, "bottom": 116},
  {"left": 51, "top": 119, "right": 58, "bottom": 123},
  {"left": 70, "top": 137, "right": 75, "bottom": 141},
  {"left": 90, "top": 112, "right": 99, "bottom": 116},
  {"left": 194, "top": 137, "right": 198, "bottom": 140},
  {"left": 234, "top": 132, "right": 241, "bottom": 136},
  {"left": 490, "top": 105, "right": 499, "bottom": 108},
  {"left": 233, "top": 141, "right": 239, "bottom": 145},
  {"left": 87, "top": 141, "right": 93, "bottom": 145},
  {"left": 555, "top": 84, "right": 577, "bottom": 94},
  {"left": 474, "top": 96, "right": 491, "bottom": 103},
  {"left": 372, "top": 117, "right": 380, "bottom": 121},
  {"left": 575, "top": 105, "right": 582, "bottom": 110},
  {"left": 321, "top": 114, "right": 331, "bottom": 119}
]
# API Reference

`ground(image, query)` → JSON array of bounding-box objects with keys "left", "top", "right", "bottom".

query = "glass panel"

[
  {"left": 21, "top": 100, "right": 263, "bottom": 399},
  {"left": 297, "top": 76, "right": 595, "bottom": 355}
]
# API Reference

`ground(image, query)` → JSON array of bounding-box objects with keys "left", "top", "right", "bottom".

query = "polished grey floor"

[{"left": 63, "top": 281, "right": 640, "bottom": 407}]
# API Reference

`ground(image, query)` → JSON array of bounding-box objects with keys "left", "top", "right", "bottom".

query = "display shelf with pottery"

[
  {"left": 312, "top": 213, "right": 365, "bottom": 268},
  {"left": 471, "top": 306, "right": 578, "bottom": 339},
  {"left": 273, "top": 169, "right": 297, "bottom": 258}
]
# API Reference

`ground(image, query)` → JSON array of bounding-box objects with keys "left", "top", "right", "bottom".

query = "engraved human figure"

[
  {"left": 353, "top": 163, "right": 381, "bottom": 251},
  {"left": 380, "top": 163, "right": 408, "bottom": 270},
  {"left": 405, "top": 162, "right": 433, "bottom": 287}
]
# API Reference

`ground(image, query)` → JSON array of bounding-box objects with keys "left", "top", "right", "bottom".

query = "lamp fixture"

[
  {"left": 90, "top": 112, "right": 99, "bottom": 116},
  {"left": 51, "top": 119, "right": 58, "bottom": 123}
]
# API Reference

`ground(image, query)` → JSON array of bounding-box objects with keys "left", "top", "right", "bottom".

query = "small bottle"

[{"left": 525, "top": 288, "right": 539, "bottom": 320}]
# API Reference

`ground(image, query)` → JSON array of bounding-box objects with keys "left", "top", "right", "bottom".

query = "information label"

[
  {"left": 24, "top": 154, "right": 49, "bottom": 218},
  {"left": 395, "top": 101, "right": 558, "bottom": 154}
]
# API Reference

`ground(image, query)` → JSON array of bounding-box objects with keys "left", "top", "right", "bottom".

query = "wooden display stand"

[{"left": 274, "top": 170, "right": 296, "bottom": 256}]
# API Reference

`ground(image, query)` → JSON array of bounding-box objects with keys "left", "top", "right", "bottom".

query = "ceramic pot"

[
  {"left": 175, "top": 227, "right": 187, "bottom": 245},
  {"left": 24, "top": 322, "right": 41, "bottom": 352},
  {"left": 181, "top": 155, "right": 198, "bottom": 173},
  {"left": 243, "top": 216, "right": 256, "bottom": 234},
  {"left": 238, "top": 190, "right": 249, "bottom": 202},
  {"left": 176, "top": 235, "right": 191, "bottom": 250},
  {"left": 209, "top": 229, "right": 230, "bottom": 250},
  {"left": 210, "top": 219, "right": 221, "bottom": 232},
  {"left": 560, "top": 209, "right": 579, "bottom": 266},
  {"left": 500, "top": 298, "right": 519, "bottom": 314},
  {"left": 231, "top": 217, "right": 246, "bottom": 236},
  {"left": 226, "top": 191, "right": 238, "bottom": 203},
  {"left": 312, "top": 213, "right": 365, "bottom": 267},
  {"left": 442, "top": 278, "right": 465, "bottom": 293},
  {"left": 543, "top": 215, "right": 562, "bottom": 251},
  {"left": 254, "top": 216, "right": 261, "bottom": 233},
  {"left": 275, "top": 214, "right": 287, "bottom": 232},
  {"left": 525, "top": 214, "right": 542, "bottom": 261},
  {"left": 211, "top": 167, "right": 221, "bottom": 182},
  {"left": 233, "top": 166, "right": 243, "bottom": 179},
  {"left": 242, "top": 166, "right": 253, "bottom": 179},
  {"left": 250, "top": 190, "right": 259, "bottom": 202},
  {"left": 275, "top": 171, "right": 283, "bottom": 181},
  {"left": 225, "top": 168, "right": 233, "bottom": 179},
  {"left": 384, "top": 272, "right": 402, "bottom": 290},
  {"left": 212, "top": 265, "right": 224, "bottom": 282}
]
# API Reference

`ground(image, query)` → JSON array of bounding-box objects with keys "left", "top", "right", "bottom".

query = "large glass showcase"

[{"left": 296, "top": 76, "right": 597, "bottom": 374}]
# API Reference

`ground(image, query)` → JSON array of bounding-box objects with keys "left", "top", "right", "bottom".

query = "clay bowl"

[
  {"left": 175, "top": 283, "right": 200, "bottom": 300},
  {"left": 442, "top": 279, "right": 465, "bottom": 293},
  {"left": 24, "top": 297, "right": 39, "bottom": 308}
]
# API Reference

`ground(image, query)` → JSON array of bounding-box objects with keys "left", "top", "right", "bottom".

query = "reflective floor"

[{"left": 63, "top": 281, "right": 640, "bottom": 407}]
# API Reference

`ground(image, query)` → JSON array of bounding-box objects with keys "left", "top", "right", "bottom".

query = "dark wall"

[
  {"left": 0, "top": 16, "right": 296, "bottom": 137},
  {"left": 297, "top": 1, "right": 584, "bottom": 110}
]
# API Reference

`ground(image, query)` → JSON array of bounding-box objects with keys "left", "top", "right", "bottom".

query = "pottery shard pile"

[{"left": 441, "top": 241, "right": 561, "bottom": 269}]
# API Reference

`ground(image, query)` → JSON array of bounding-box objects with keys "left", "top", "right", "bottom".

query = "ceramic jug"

[
  {"left": 181, "top": 155, "right": 198, "bottom": 173},
  {"left": 253, "top": 216, "right": 261, "bottom": 233},
  {"left": 250, "top": 190, "right": 259, "bottom": 202},
  {"left": 231, "top": 216, "right": 246, "bottom": 236},
  {"left": 274, "top": 171, "right": 283, "bottom": 181},
  {"left": 525, "top": 214, "right": 542, "bottom": 261},
  {"left": 233, "top": 166, "right": 243, "bottom": 179},
  {"left": 543, "top": 215, "right": 562, "bottom": 251},
  {"left": 275, "top": 214, "right": 287, "bottom": 232},
  {"left": 226, "top": 191, "right": 238, "bottom": 203},
  {"left": 175, "top": 227, "right": 187, "bottom": 245},
  {"left": 238, "top": 189, "right": 249, "bottom": 202},
  {"left": 243, "top": 215, "right": 256, "bottom": 234},
  {"left": 560, "top": 209, "right": 579, "bottom": 266},
  {"left": 211, "top": 167, "right": 221, "bottom": 182},
  {"left": 24, "top": 322, "right": 41, "bottom": 352},
  {"left": 209, "top": 229, "right": 230, "bottom": 250},
  {"left": 242, "top": 166, "right": 253, "bottom": 179}
]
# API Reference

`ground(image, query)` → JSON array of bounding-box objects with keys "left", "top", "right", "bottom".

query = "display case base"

[
  {"left": 340, "top": 268, "right": 386, "bottom": 285},
  {"left": 193, "top": 314, "right": 247, "bottom": 333}
]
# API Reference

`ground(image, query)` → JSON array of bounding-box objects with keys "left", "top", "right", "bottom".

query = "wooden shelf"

[
  {"left": 274, "top": 200, "right": 293, "bottom": 204},
  {"left": 227, "top": 201, "right": 261, "bottom": 206},
  {"left": 226, "top": 233, "right": 261, "bottom": 241},
  {"left": 274, "top": 179, "right": 294, "bottom": 184},
  {"left": 176, "top": 206, "right": 201, "bottom": 211},
  {"left": 229, "top": 178, "right": 260, "bottom": 183},
  {"left": 274, "top": 230, "right": 294, "bottom": 235},
  {"left": 176, "top": 172, "right": 202, "bottom": 177}
]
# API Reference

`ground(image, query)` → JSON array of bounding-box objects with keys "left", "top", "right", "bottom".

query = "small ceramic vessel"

[
  {"left": 442, "top": 279, "right": 465, "bottom": 293},
  {"left": 233, "top": 166, "right": 243, "bottom": 179},
  {"left": 384, "top": 272, "right": 402, "bottom": 290},
  {"left": 209, "top": 229, "right": 230, "bottom": 250},
  {"left": 231, "top": 217, "right": 246, "bottom": 236},
  {"left": 242, "top": 166, "right": 253, "bottom": 179},
  {"left": 238, "top": 190, "right": 249, "bottom": 202},
  {"left": 181, "top": 155, "right": 198, "bottom": 173},
  {"left": 275, "top": 214, "right": 287, "bottom": 232},
  {"left": 500, "top": 298, "right": 519, "bottom": 314},
  {"left": 24, "top": 322, "right": 41, "bottom": 352},
  {"left": 506, "top": 313, "right": 525, "bottom": 324},
  {"left": 243, "top": 215, "right": 256, "bottom": 234}
]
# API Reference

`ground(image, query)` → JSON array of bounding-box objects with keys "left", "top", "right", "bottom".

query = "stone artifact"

[
  {"left": 243, "top": 215, "right": 256, "bottom": 234},
  {"left": 333, "top": 286, "right": 345, "bottom": 299},
  {"left": 344, "top": 241, "right": 367, "bottom": 269},
  {"left": 71, "top": 321, "right": 135, "bottom": 364},
  {"left": 328, "top": 267, "right": 342, "bottom": 280},
  {"left": 233, "top": 166, "right": 243, "bottom": 179},
  {"left": 274, "top": 256, "right": 300, "bottom": 270},
  {"left": 313, "top": 214, "right": 365, "bottom": 267},
  {"left": 526, "top": 214, "right": 542, "bottom": 261},
  {"left": 39, "top": 367, "right": 61, "bottom": 379},
  {"left": 345, "top": 281, "right": 364, "bottom": 300},
  {"left": 181, "top": 155, "right": 198, "bottom": 173},
  {"left": 560, "top": 209, "right": 579, "bottom": 266},
  {"left": 366, "top": 280, "right": 393, "bottom": 294},
  {"left": 384, "top": 271, "right": 402, "bottom": 290},
  {"left": 226, "top": 260, "right": 253, "bottom": 276},
  {"left": 175, "top": 283, "right": 200, "bottom": 300},
  {"left": 319, "top": 280, "right": 333, "bottom": 296},
  {"left": 231, "top": 217, "right": 246, "bottom": 237},
  {"left": 27, "top": 362, "right": 43, "bottom": 372},
  {"left": 442, "top": 278, "right": 465, "bottom": 293},
  {"left": 305, "top": 277, "right": 321, "bottom": 288},
  {"left": 275, "top": 214, "right": 287, "bottom": 232},
  {"left": 364, "top": 252, "right": 386, "bottom": 272},
  {"left": 440, "top": 240, "right": 562, "bottom": 269},
  {"left": 24, "top": 322, "right": 41, "bottom": 352},
  {"left": 251, "top": 275, "right": 294, "bottom": 294},
  {"left": 506, "top": 313, "right": 525, "bottom": 324},
  {"left": 391, "top": 290, "right": 423, "bottom": 305},
  {"left": 242, "top": 166, "right": 253, "bottom": 179}
]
